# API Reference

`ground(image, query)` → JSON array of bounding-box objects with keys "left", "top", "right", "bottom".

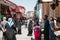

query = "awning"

[
  {"left": 0, "top": 1, "right": 16, "bottom": 9},
  {"left": 0, "top": 15, "right": 4, "bottom": 18}
]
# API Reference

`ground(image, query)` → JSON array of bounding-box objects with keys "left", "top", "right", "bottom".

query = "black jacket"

[
  {"left": 15, "top": 20, "right": 22, "bottom": 29},
  {"left": 28, "top": 20, "right": 33, "bottom": 31},
  {"left": 44, "top": 20, "right": 50, "bottom": 40}
]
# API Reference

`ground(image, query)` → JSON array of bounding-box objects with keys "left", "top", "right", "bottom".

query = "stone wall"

[{"left": 42, "top": 2, "right": 60, "bottom": 18}]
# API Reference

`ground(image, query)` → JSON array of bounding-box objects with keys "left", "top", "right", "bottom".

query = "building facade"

[
  {"left": 42, "top": 2, "right": 60, "bottom": 18},
  {"left": 16, "top": 6, "right": 25, "bottom": 18},
  {"left": 0, "top": 0, "right": 17, "bottom": 18},
  {"left": 35, "top": 0, "right": 60, "bottom": 18},
  {"left": 0, "top": 0, "right": 26, "bottom": 19}
]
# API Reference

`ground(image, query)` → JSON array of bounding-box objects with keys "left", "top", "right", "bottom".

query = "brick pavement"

[{"left": 16, "top": 25, "right": 32, "bottom": 40}]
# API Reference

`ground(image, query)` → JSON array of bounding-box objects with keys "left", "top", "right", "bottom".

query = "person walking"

[
  {"left": 33, "top": 13, "right": 39, "bottom": 25},
  {"left": 27, "top": 20, "right": 33, "bottom": 36},
  {"left": 4, "top": 18, "right": 16, "bottom": 40},
  {"left": 43, "top": 15, "right": 50, "bottom": 40},
  {"left": 15, "top": 18, "right": 22, "bottom": 34},
  {"left": 0, "top": 18, "right": 3, "bottom": 40},
  {"left": 1, "top": 17, "right": 7, "bottom": 28},
  {"left": 34, "top": 21, "right": 41, "bottom": 40},
  {"left": 1, "top": 17, "right": 8, "bottom": 40},
  {"left": 49, "top": 17, "right": 56, "bottom": 40}
]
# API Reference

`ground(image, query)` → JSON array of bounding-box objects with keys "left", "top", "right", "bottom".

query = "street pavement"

[
  {"left": 16, "top": 25, "right": 44, "bottom": 40},
  {"left": 15, "top": 25, "right": 45, "bottom": 40},
  {"left": 0, "top": 25, "right": 44, "bottom": 40},
  {"left": 16, "top": 25, "right": 32, "bottom": 40}
]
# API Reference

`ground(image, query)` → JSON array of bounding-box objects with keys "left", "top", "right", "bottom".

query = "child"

[{"left": 34, "top": 22, "right": 41, "bottom": 40}]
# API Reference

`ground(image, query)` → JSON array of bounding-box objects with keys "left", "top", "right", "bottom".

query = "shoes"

[
  {"left": 18, "top": 32, "right": 22, "bottom": 34},
  {"left": 27, "top": 34, "right": 29, "bottom": 36},
  {"left": 29, "top": 34, "right": 32, "bottom": 36},
  {"left": 27, "top": 34, "right": 32, "bottom": 36}
]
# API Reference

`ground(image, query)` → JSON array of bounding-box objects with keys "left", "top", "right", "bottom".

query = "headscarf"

[
  {"left": 34, "top": 25, "right": 41, "bottom": 32},
  {"left": 7, "top": 18, "right": 14, "bottom": 27}
]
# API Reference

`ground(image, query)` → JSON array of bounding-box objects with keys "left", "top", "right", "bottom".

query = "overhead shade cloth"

[{"left": 0, "top": 15, "right": 4, "bottom": 18}]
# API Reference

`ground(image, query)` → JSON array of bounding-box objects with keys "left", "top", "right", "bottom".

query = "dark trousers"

[
  {"left": 18, "top": 29, "right": 21, "bottom": 34},
  {"left": 3, "top": 32, "right": 16, "bottom": 40},
  {"left": 28, "top": 30, "right": 33, "bottom": 35},
  {"left": 5, "top": 35, "right": 16, "bottom": 40},
  {"left": 44, "top": 29, "right": 49, "bottom": 40}
]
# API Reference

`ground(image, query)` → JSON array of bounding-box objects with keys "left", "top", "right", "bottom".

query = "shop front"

[
  {"left": 35, "top": 0, "right": 60, "bottom": 21},
  {"left": 0, "top": 0, "right": 17, "bottom": 19},
  {"left": 1, "top": 4, "right": 11, "bottom": 15},
  {"left": 16, "top": 6, "right": 25, "bottom": 18}
]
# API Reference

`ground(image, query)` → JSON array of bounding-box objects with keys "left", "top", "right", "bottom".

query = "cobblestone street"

[
  {"left": 16, "top": 25, "right": 33, "bottom": 40},
  {"left": 16, "top": 25, "right": 44, "bottom": 40}
]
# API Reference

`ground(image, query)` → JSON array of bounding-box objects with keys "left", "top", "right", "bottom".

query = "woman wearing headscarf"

[
  {"left": 49, "top": 17, "right": 56, "bottom": 40},
  {"left": 4, "top": 18, "right": 16, "bottom": 40}
]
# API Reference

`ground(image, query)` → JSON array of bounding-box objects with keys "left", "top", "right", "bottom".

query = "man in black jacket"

[{"left": 43, "top": 15, "right": 50, "bottom": 40}]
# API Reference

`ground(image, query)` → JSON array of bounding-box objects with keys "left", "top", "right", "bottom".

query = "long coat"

[
  {"left": 44, "top": 20, "right": 50, "bottom": 40},
  {"left": 15, "top": 20, "right": 22, "bottom": 30},
  {"left": 28, "top": 20, "right": 33, "bottom": 31},
  {"left": 49, "top": 21, "right": 55, "bottom": 40},
  {"left": 4, "top": 23, "right": 16, "bottom": 40}
]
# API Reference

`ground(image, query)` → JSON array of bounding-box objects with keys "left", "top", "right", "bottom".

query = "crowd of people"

[
  {"left": 0, "top": 13, "right": 58, "bottom": 40},
  {"left": 27, "top": 14, "right": 58, "bottom": 40}
]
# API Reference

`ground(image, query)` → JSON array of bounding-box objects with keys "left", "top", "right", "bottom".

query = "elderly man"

[
  {"left": 0, "top": 18, "right": 3, "bottom": 40},
  {"left": 1, "top": 17, "right": 7, "bottom": 29},
  {"left": 1, "top": 17, "right": 7, "bottom": 40}
]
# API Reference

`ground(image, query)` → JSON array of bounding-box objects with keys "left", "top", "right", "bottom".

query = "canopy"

[{"left": 0, "top": 15, "right": 4, "bottom": 18}]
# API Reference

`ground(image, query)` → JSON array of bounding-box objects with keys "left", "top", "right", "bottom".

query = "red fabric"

[
  {"left": 10, "top": 8, "right": 16, "bottom": 12},
  {"left": 34, "top": 28, "right": 41, "bottom": 40},
  {"left": 35, "top": 37, "right": 40, "bottom": 40}
]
